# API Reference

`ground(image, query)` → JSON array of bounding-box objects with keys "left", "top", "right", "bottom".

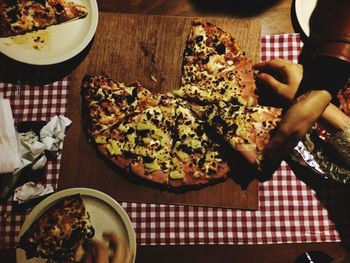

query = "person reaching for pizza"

[
  {"left": 253, "top": 0, "right": 350, "bottom": 174},
  {"left": 84, "top": 232, "right": 132, "bottom": 263},
  {"left": 254, "top": 59, "right": 350, "bottom": 131}
]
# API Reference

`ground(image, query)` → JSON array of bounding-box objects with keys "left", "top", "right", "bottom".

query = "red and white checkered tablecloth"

[
  {"left": 0, "top": 78, "right": 69, "bottom": 248},
  {"left": 1, "top": 34, "right": 349, "bottom": 249}
]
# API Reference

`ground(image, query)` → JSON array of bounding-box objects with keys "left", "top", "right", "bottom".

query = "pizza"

[
  {"left": 192, "top": 101, "right": 282, "bottom": 170},
  {"left": 82, "top": 75, "right": 229, "bottom": 187},
  {"left": 81, "top": 19, "right": 285, "bottom": 186},
  {"left": 0, "top": 0, "right": 88, "bottom": 37},
  {"left": 173, "top": 19, "right": 258, "bottom": 106},
  {"left": 18, "top": 194, "right": 94, "bottom": 263}
]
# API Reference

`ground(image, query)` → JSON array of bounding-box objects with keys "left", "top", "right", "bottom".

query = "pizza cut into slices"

[
  {"left": 0, "top": 0, "right": 88, "bottom": 37},
  {"left": 192, "top": 101, "right": 282, "bottom": 170},
  {"left": 82, "top": 75, "right": 158, "bottom": 138},
  {"left": 18, "top": 194, "right": 95, "bottom": 263},
  {"left": 173, "top": 19, "right": 258, "bottom": 106},
  {"left": 86, "top": 82, "right": 230, "bottom": 187}
]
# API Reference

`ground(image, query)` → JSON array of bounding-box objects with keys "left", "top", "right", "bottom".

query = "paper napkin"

[{"left": 0, "top": 98, "right": 22, "bottom": 174}]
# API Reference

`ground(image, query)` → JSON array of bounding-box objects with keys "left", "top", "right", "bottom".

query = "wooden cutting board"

[{"left": 59, "top": 13, "right": 261, "bottom": 209}]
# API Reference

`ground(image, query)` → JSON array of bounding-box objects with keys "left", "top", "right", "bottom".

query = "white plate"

[
  {"left": 0, "top": 0, "right": 98, "bottom": 65},
  {"left": 16, "top": 188, "right": 137, "bottom": 263},
  {"left": 294, "top": 0, "right": 318, "bottom": 37}
]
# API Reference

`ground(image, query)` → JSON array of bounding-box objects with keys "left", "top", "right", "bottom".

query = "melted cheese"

[{"left": 206, "top": 54, "right": 225, "bottom": 73}]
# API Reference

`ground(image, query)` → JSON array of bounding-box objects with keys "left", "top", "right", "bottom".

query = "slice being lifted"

[
  {"left": 83, "top": 75, "right": 230, "bottom": 187},
  {"left": 192, "top": 101, "right": 282, "bottom": 170},
  {"left": 173, "top": 19, "right": 258, "bottom": 106},
  {"left": 18, "top": 194, "right": 95, "bottom": 263},
  {"left": 0, "top": 0, "right": 88, "bottom": 37}
]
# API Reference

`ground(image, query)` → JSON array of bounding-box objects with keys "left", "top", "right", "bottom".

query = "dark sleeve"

[
  {"left": 300, "top": 1, "right": 350, "bottom": 97},
  {"left": 313, "top": 0, "right": 350, "bottom": 63}
]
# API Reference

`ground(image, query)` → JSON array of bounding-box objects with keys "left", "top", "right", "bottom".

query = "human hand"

[
  {"left": 253, "top": 58, "right": 348, "bottom": 176},
  {"left": 84, "top": 232, "right": 132, "bottom": 263},
  {"left": 261, "top": 90, "right": 332, "bottom": 175},
  {"left": 254, "top": 58, "right": 350, "bottom": 131},
  {"left": 253, "top": 58, "right": 303, "bottom": 105}
]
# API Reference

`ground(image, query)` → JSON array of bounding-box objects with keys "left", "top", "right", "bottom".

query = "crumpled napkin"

[
  {"left": 11, "top": 115, "right": 71, "bottom": 202},
  {"left": 18, "top": 131, "right": 46, "bottom": 170},
  {"left": 17, "top": 115, "right": 72, "bottom": 172},
  {"left": 0, "top": 98, "right": 22, "bottom": 174},
  {"left": 0, "top": 114, "right": 71, "bottom": 200},
  {"left": 40, "top": 115, "right": 72, "bottom": 157},
  {"left": 13, "top": 181, "right": 54, "bottom": 204}
]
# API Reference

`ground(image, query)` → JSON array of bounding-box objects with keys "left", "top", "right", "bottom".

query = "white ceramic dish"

[
  {"left": 0, "top": 0, "right": 98, "bottom": 65},
  {"left": 294, "top": 0, "right": 318, "bottom": 37},
  {"left": 16, "top": 188, "right": 136, "bottom": 263}
]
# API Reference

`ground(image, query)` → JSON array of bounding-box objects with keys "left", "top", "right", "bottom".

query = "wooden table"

[{"left": 1, "top": 0, "right": 349, "bottom": 262}]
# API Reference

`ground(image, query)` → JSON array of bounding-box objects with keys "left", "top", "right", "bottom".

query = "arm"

[
  {"left": 254, "top": 59, "right": 350, "bottom": 131},
  {"left": 253, "top": 1, "right": 350, "bottom": 173},
  {"left": 254, "top": 58, "right": 349, "bottom": 173}
]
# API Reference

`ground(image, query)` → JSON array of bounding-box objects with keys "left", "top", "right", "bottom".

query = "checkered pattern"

[
  {"left": 121, "top": 162, "right": 344, "bottom": 245},
  {"left": 0, "top": 78, "right": 69, "bottom": 248},
  {"left": 1, "top": 34, "right": 347, "bottom": 249},
  {"left": 261, "top": 34, "right": 303, "bottom": 63}
]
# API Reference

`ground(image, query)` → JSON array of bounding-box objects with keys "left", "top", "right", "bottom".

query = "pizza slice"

[
  {"left": 82, "top": 75, "right": 158, "bottom": 137},
  {"left": 0, "top": 0, "right": 88, "bottom": 37},
  {"left": 192, "top": 101, "right": 282, "bottom": 170},
  {"left": 173, "top": 19, "right": 258, "bottom": 106},
  {"left": 159, "top": 94, "right": 229, "bottom": 186},
  {"left": 95, "top": 102, "right": 176, "bottom": 185},
  {"left": 18, "top": 194, "right": 95, "bottom": 263}
]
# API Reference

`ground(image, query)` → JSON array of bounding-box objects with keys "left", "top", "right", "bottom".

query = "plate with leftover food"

[
  {"left": 0, "top": 0, "right": 98, "bottom": 65},
  {"left": 16, "top": 188, "right": 136, "bottom": 263}
]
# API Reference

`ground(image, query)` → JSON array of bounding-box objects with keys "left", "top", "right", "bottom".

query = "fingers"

[
  {"left": 103, "top": 232, "right": 132, "bottom": 263},
  {"left": 84, "top": 247, "right": 93, "bottom": 263},
  {"left": 84, "top": 232, "right": 133, "bottom": 263},
  {"left": 256, "top": 73, "right": 293, "bottom": 103},
  {"left": 256, "top": 72, "right": 282, "bottom": 89},
  {"left": 87, "top": 239, "right": 109, "bottom": 263},
  {"left": 253, "top": 58, "right": 291, "bottom": 74},
  {"left": 254, "top": 59, "right": 300, "bottom": 103}
]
